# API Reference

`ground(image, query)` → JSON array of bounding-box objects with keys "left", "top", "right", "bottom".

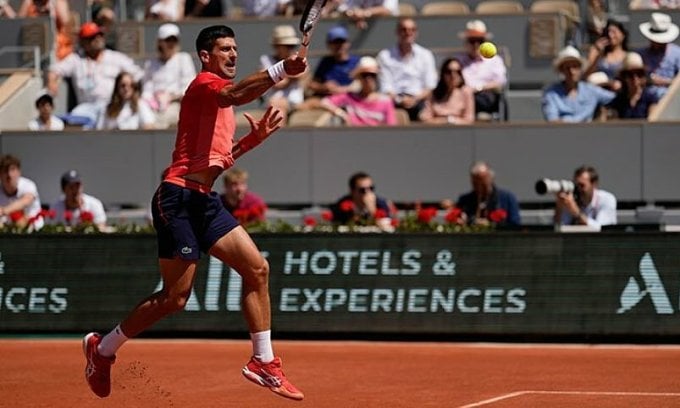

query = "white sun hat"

[{"left": 639, "top": 12, "right": 679, "bottom": 44}]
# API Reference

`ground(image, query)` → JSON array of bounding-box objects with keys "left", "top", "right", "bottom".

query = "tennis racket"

[{"left": 298, "top": 0, "right": 328, "bottom": 58}]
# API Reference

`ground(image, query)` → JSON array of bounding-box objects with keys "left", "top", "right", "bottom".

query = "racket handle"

[{"left": 298, "top": 45, "right": 308, "bottom": 59}]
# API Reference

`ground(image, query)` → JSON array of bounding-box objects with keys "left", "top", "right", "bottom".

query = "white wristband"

[{"left": 267, "top": 60, "right": 287, "bottom": 83}]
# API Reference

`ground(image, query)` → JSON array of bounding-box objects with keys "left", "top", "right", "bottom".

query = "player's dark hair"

[
  {"left": 349, "top": 171, "right": 370, "bottom": 190},
  {"left": 196, "top": 25, "right": 235, "bottom": 53}
]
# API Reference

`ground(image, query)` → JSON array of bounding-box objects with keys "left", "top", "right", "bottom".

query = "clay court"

[{"left": 1, "top": 339, "right": 680, "bottom": 407}]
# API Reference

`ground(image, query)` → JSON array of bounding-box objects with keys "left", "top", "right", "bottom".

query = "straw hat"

[
  {"left": 458, "top": 20, "right": 493, "bottom": 39},
  {"left": 620, "top": 52, "right": 646, "bottom": 72},
  {"left": 639, "top": 12, "right": 679, "bottom": 44},
  {"left": 351, "top": 56, "right": 380, "bottom": 78},
  {"left": 553, "top": 45, "right": 583, "bottom": 70},
  {"left": 587, "top": 71, "right": 609, "bottom": 86},
  {"left": 271, "top": 25, "right": 300, "bottom": 46}
]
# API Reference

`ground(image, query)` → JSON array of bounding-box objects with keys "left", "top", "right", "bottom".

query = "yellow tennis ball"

[{"left": 479, "top": 41, "right": 497, "bottom": 58}]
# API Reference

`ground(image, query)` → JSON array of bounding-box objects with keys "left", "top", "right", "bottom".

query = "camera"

[{"left": 535, "top": 178, "right": 575, "bottom": 195}]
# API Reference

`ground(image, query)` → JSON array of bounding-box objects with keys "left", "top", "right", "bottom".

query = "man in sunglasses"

[{"left": 331, "top": 171, "right": 394, "bottom": 231}]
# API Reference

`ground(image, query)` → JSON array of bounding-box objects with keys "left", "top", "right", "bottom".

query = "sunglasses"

[
  {"left": 624, "top": 70, "right": 646, "bottom": 78},
  {"left": 356, "top": 186, "right": 375, "bottom": 194}
]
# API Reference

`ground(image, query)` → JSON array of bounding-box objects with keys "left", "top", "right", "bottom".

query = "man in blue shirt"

[
  {"left": 637, "top": 12, "right": 680, "bottom": 100},
  {"left": 305, "top": 26, "right": 361, "bottom": 99}
]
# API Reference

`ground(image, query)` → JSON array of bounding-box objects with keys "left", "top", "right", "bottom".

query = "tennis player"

[{"left": 82, "top": 25, "right": 307, "bottom": 401}]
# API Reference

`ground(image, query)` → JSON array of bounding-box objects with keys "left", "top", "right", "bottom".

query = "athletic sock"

[
  {"left": 250, "top": 330, "right": 274, "bottom": 363},
  {"left": 97, "top": 324, "right": 129, "bottom": 357}
]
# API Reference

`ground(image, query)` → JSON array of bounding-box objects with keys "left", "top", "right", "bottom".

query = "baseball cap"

[
  {"left": 157, "top": 23, "right": 180, "bottom": 40},
  {"left": 61, "top": 170, "right": 82, "bottom": 189},
  {"left": 79, "top": 22, "right": 103, "bottom": 39},
  {"left": 327, "top": 26, "right": 349, "bottom": 42}
]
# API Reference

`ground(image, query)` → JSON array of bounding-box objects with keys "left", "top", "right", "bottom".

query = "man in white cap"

[
  {"left": 542, "top": 45, "right": 615, "bottom": 122},
  {"left": 142, "top": 23, "right": 197, "bottom": 128},
  {"left": 259, "top": 25, "right": 304, "bottom": 118},
  {"left": 456, "top": 19, "right": 508, "bottom": 120},
  {"left": 637, "top": 12, "right": 680, "bottom": 99}
]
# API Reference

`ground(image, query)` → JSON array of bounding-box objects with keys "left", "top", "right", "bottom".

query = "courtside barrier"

[{"left": 1, "top": 233, "right": 679, "bottom": 340}]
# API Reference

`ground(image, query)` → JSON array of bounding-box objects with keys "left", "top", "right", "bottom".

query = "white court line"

[{"left": 459, "top": 390, "right": 680, "bottom": 407}]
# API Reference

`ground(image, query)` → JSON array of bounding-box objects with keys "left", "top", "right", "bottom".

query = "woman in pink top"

[
  {"left": 321, "top": 56, "right": 397, "bottom": 126},
  {"left": 419, "top": 58, "right": 475, "bottom": 125}
]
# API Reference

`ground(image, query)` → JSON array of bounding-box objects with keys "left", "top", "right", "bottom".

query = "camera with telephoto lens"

[{"left": 535, "top": 178, "right": 575, "bottom": 195}]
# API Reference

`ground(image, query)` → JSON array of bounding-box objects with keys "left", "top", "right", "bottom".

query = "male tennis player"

[{"left": 82, "top": 25, "right": 307, "bottom": 401}]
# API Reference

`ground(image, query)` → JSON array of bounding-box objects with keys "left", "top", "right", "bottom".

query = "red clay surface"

[{"left": 1, "top": 339, "right": 680, "bottom": 407}]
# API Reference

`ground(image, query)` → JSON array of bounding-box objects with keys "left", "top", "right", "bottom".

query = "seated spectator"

[
  {"left": 18, "top": 0, "right": 73, "bottom": 60},
  {"left": 302, "top": 25, "right": 360, "bottom": 109},
  {"left": 260, "top": 25, "right": 305, "bottom": 119},
  {"left": 142, "top": 23, "right": 196, "bottom": 128},
  {"left": 330, "top": 171, "right": 394, "bottom": 231},
  {"left": 584, "top": 19, "right": 629, "bottom": 91},
  {"left": 146, "top": 0, "right": 185, "bottom": 21},
  {"left": 91, "top": 0, "right": 117, "bottom": 50},
  {"left": 47, "top": 22, "right": 144, "bottom": 127},
  {"left": 609, "top": 52, "right": 659, "bottom": 119},
  {"left": 455, "top": 161, "right": 520, "bottom": 227},
  {"left": 419, "top": 58, "right": 475, "bottom": 125},
  {"left": 377, "top": 18, "right": 437, "bottom": 121},
  {"left": 333, "top": 0, "right": 398, "bottom": 29},
  {"left": 0, "top": 154, "right": 43, "bottom": 230},
  {"left": 184, "top": 0, "right": 223, "bottom": 17},
  {"left": 554, "top": 165, "right": 616, "bottom": 228},
  {"left": 320, "top": 56, "right": 397, "bottom": 126},
  {"left": 242, "top": 0, "right": 289, "bottom": 17},
  {"left": 542, "top": 45, "right": 616, "bottom": 122},
  {"left": 220, "top": 168, "right": 267, "bottom": 223},
  {"left": 637, "top": 13, "right": 680, "bottom": 100},
  {"left": 50, "top": 170, "right": 108, "bottom": 230},
  {"left": 0, "top": 0, "right": 17, "bottom": 18},
  {"left": 28, "top": 93, "right": 64, "bottom": 131},
  {"left": 97, "top": 72, "right": 155, "bottom": 130},
  {"left": 456, "top": 20, "right": 507, "bottom": 120}
]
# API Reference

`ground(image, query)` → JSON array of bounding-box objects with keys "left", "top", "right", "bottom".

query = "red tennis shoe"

[
  {"left": 242, "top": 356, "right": 304, "bottom": 401},
  {"left": 82, "top": 332, "right": 116, "bottom": 398}
]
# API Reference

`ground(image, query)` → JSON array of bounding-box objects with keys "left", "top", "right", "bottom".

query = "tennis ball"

[{"left": 479, "top": 42, "right": 497, "bottom": 59}]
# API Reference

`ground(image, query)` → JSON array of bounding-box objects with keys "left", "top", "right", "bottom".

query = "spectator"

[
  {"left": 50, "top": 170, "right": 108, "bottom": 230},
  {"left": 455, "top": 161, "right": 521, "bottom": 227},
  {"left": 47, "top": 22, "right": 144, "bottom": 127},
  {"left": 377, "top": 18, "right": 437, "bottom": 121},
  {"left": 584, "top": 19, "right": 629, "bottom": 91},
  {"left": 97, "top": 71, "right": 155, "bottom": 130},
  {"left": 330, "top": 171, "right": 394, "bottom": 231},
  {"left": 320, "top": 56, "right": 397, "bottom": 126},
  {"left": 91, "top": 0, "right": 117, "bottom": 50},
  {"left": 542, "top": 45, "right": 616, "bottom": 122},
  {"left": 554, "top": 165, "right": 617, "bottom": 228},
  {"left": 637, "top": 12, "right": 680, "bottom": 100},
  {"left": 242, "top": 0, "right": 289, "bottom": 17},
  {"left": 0, "top": 154, "right": 43, "bottom": 230},
  {"left": 259, "top": 25, "right": 304, "bottom": 118},
  {"left": 0, "top": 0, "right": 17, "bottom": 18},
  {"left": 456, "top": 20, "right": 507, "bottom": 120},
  {"left": 334, "top": 0, "right": 398, "bottom": 29},
  {"left": 28, "top": 92, "right": 64, "bottom": 131},
  {"left": 184, "top": 0, "right": 223, "bottom": 17},
  {"left": 419, "top": 58, "right": 475, "bottom": 125},
  {"left": 586, "top": 0, "right": 608, "bottom": 44},
  {"left": 609, "top": 52, "right": 659, "bottom": 119},
  {"left": 18, "top": 0, "right": 73, "bottom": 60},
  {"left": 303, "top": 25, "right": 360, "bottom": 108},
  {"left": 220, "top": 168, "right": 267, "bottom": 224},
  {"left": 142, "top": 23, "right": 196, "bottom": 128},
  {"left": 146, "top": 0, "right": 185, "bottom": 21}
]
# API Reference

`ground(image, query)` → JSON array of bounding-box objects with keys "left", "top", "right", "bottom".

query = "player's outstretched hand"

[
  {"left": 283, "top": 54, "right": 308, "bottom": 77},
  {"left": 243, "top": 106, "right": 285, "bottom": 144}
]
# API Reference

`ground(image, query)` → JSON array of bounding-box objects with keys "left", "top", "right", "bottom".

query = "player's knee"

[{"left": 248, "top": 259, "right": 270, "bottom": 286}]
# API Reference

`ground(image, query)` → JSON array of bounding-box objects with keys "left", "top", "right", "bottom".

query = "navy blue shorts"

[{"left": 151, "top": 182, "right": 239, "bottom": 260}]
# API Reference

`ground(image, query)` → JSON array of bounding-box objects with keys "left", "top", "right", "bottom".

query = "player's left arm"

[{"left": 232, "top": 106, "right": 285, "bottom": 160}]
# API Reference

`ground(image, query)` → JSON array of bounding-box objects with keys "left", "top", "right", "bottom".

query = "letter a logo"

[{"left": 617, "top": 252, "right": 673, "bottom": 314}]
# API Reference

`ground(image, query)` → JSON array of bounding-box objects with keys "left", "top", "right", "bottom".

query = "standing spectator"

[
  {"left": 97, "top": 72, "right": 156, "bottom": 130},
  {"left": 302, "top": 25, "right": 360, "bottom": 108},
  {"left": 320, "top": 56, "right": 397, "bottom": 126},
  {"left": 455, "top": 161, "right": 521, "bottom": 227},
  {"left": 334, "top": 0, "right": 398, "bottom": 29},
  {"left": 50, "top": 170, "right": 108, "bottom": 230},
  {"left": 142, "top": 23, "right": 196, "bottom": 128},
  {"left": 377, "top": 18, "right": 437, "bottom": 121},
  {"left": 584, "top": 19, "right": 629, "bottom": 91},
  {"left": 220, "top": 168, "right": 267, "bottom": 224},
  {"left": 18, "top": 0, "right": 73, "bottom": 60},
  {"left": 47, "top": 22, "right": 144, "bottom": 127},
  {"left": 554, "top": 165, "right": 617, "bottom": 228},
  {"left": 330, "top": 171, "right": 394, "bottom": 231},
  {"left": 637, "top": 12, "right": 680, "bottom": 100},
  {"left": 609, "top": 52, "right": 659, "bottom": 119},
  {"left": 0, "top": 154, "right": 43, "bottom": 230},
  {"left": 146, "top": 0, "right": 185, "bottom": 21},
  {"left": 259, "top": 25, "right": 304, "bottom": 118},
  {"left": 542, "top": 45, "right": 615, "bottom": 122},
  {"left": 242, "top": 0, "right": 289, "bottom": 17},
  {"left": 184, "top": 0, "right": 223, "bottom": 17},
  {"left": 456, "top": 19, "right": 507, "bottom": 120},
  {"left": 28, "top": 93, "right": 65, "bottom": 131},
  {"left": 419, "top": 58, "right": 475, "bottom": 125}
]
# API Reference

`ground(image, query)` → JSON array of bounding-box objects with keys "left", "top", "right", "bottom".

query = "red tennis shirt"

[{"left": 163, "top": 71, "right": 236, "bottom": 190}]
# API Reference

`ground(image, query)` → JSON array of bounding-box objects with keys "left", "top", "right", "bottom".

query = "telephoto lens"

[{"left": 535, "top": 179, "right": 575, "bottom": 195}]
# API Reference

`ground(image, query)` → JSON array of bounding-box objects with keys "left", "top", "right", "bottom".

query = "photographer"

[{"left": 554, "top": 165, "right": 617, "bottom": 228}]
